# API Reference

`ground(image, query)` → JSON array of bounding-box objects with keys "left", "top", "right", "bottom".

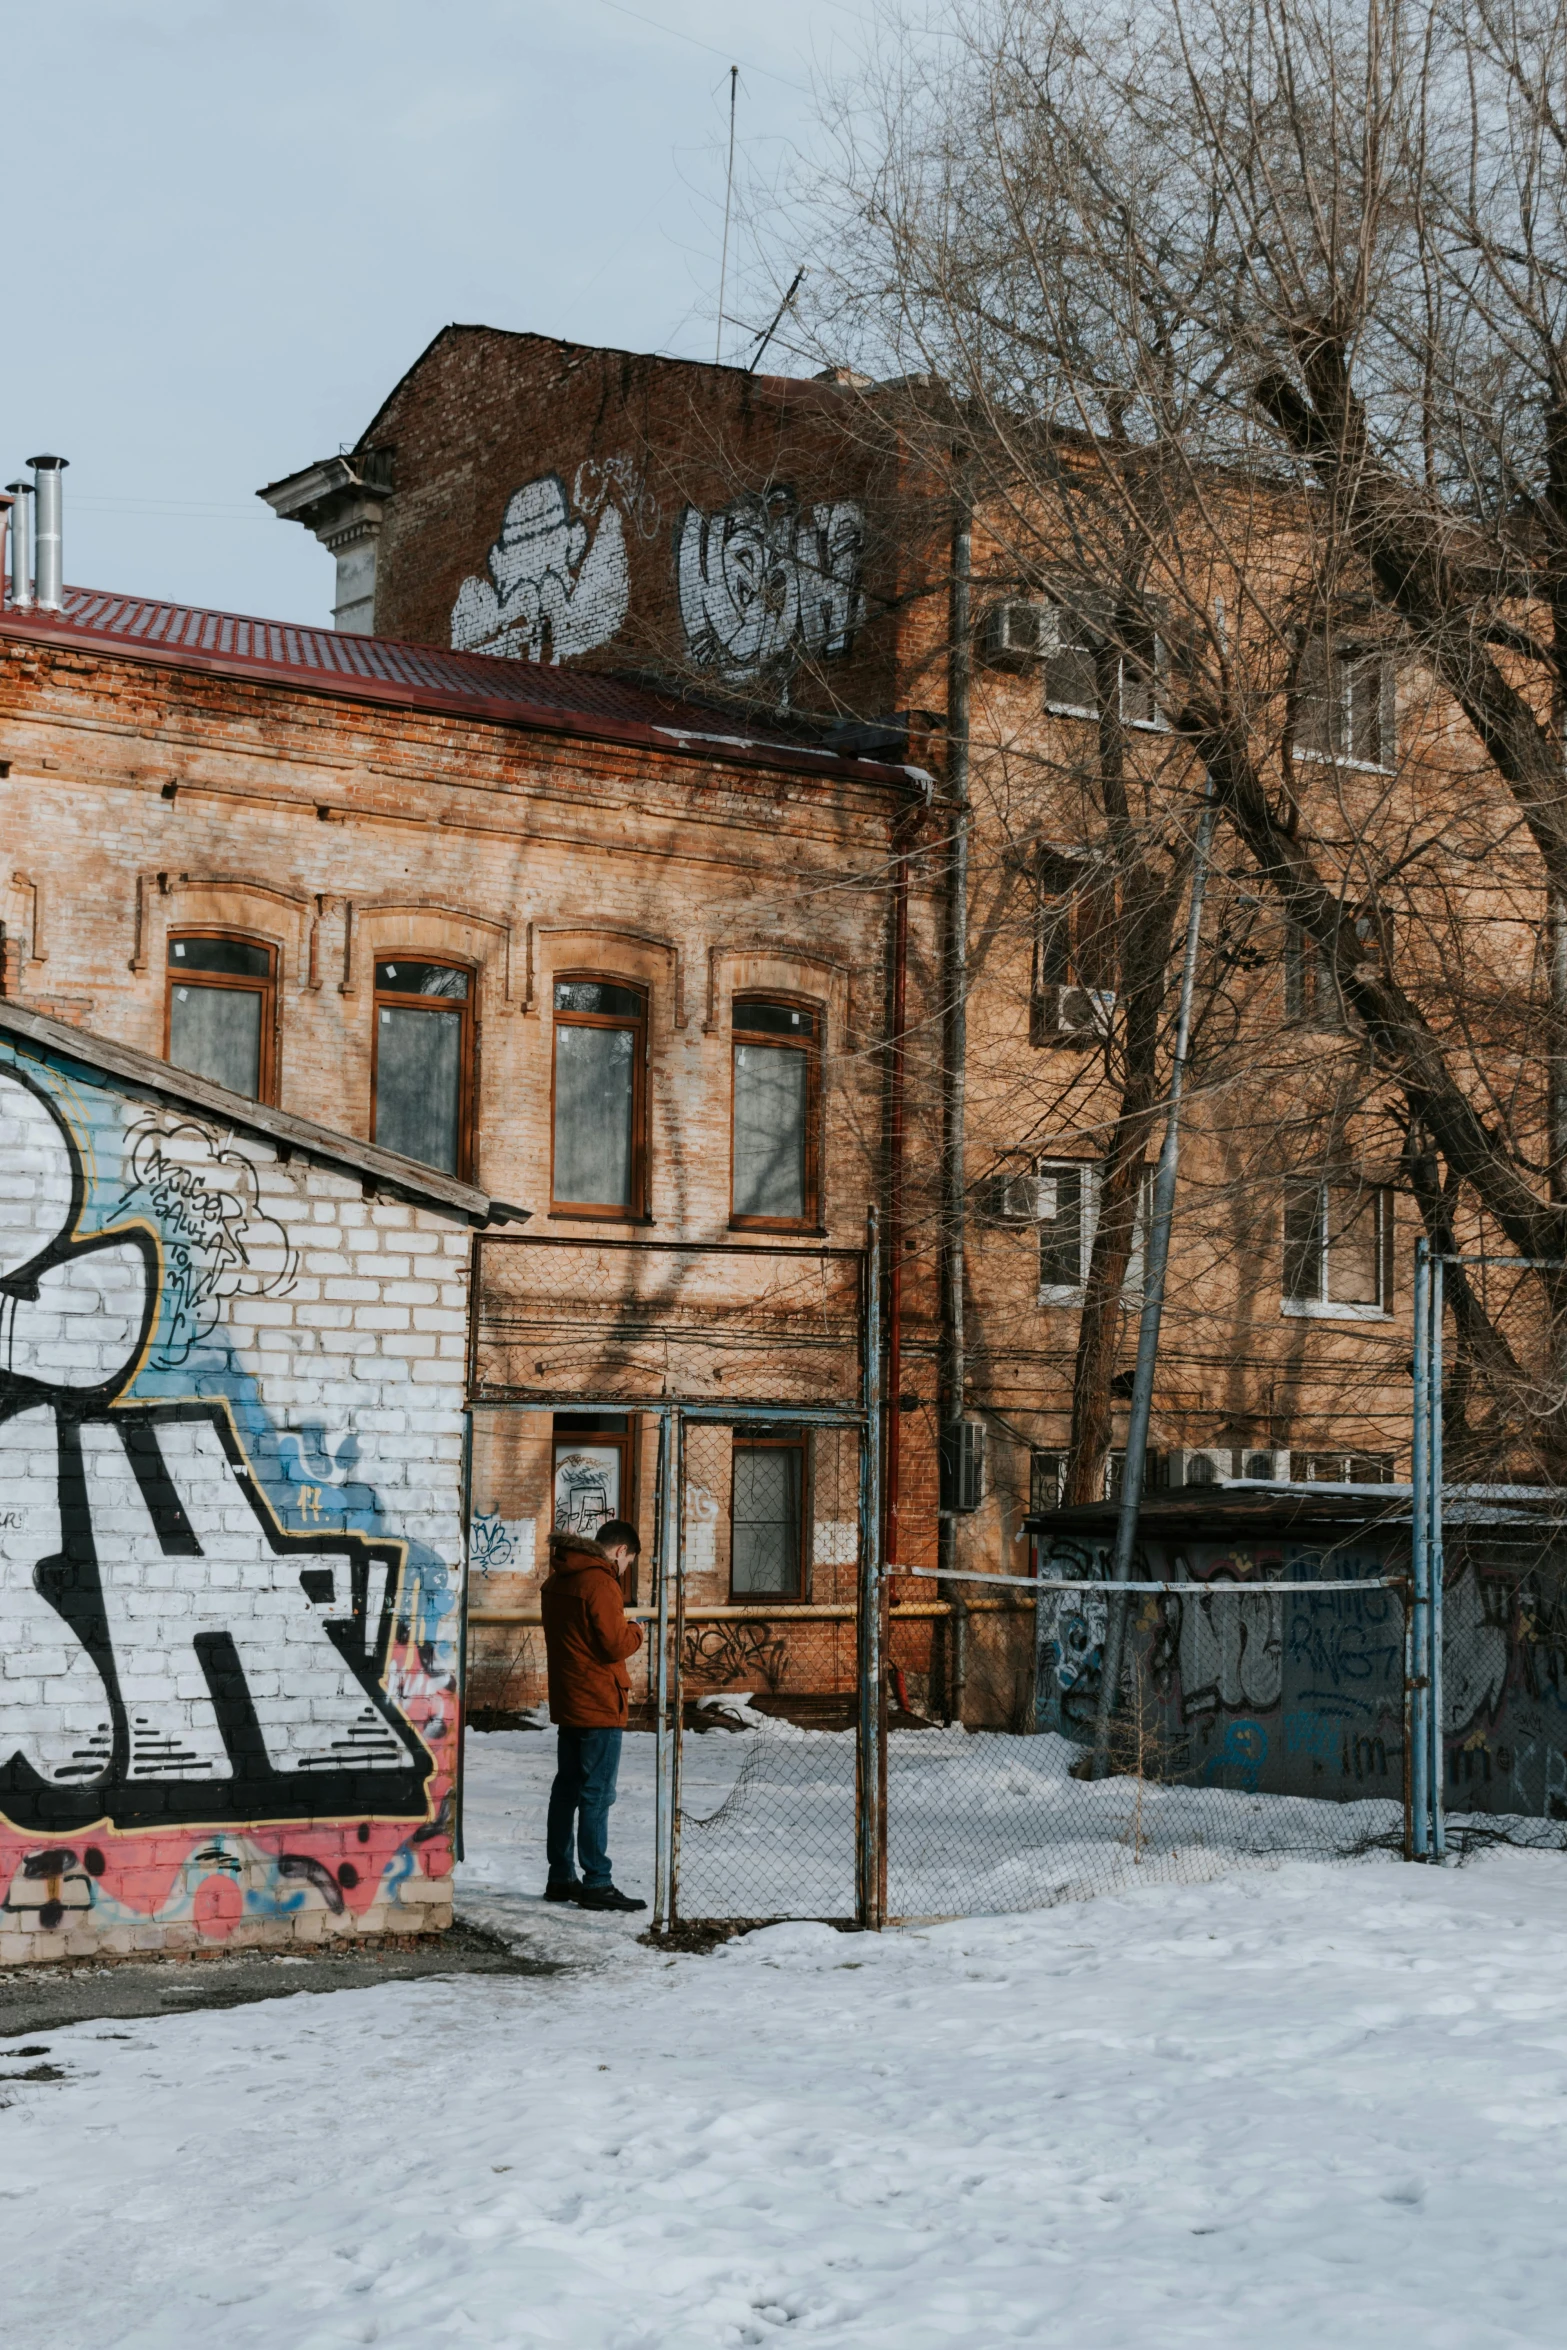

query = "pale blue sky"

[{"left": 10, "top": 0, "right": 875, "bottom": 624}]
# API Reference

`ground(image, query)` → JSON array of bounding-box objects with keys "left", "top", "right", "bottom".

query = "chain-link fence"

[
  {"left": 870, "top": 1572, "right": 1410, "bottom": 1918},
  {"left": 1438, "top": 1535, "right": 1567, "bottom": 1853},
  {"left": 665, "top": 1413, "right": 869, "bottom": 1924},
  {"left": 460, "top": 1230, "right": 879, "bottom": 1928}
]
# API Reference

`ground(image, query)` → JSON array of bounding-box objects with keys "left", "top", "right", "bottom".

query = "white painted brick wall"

[{"left": 1, "top": 1054, "right": 473, "bottom": 1965}]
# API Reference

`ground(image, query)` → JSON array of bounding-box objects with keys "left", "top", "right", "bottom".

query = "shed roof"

[
  {"left": 1024, "top": 1483, "right": 1567, "bottom": 1542},
  {"left": 0, "top": 589, "right": 927, "bottom": 793},
  {"left": 0, "top": 1000, "right": 528, "bottom": 1229}
]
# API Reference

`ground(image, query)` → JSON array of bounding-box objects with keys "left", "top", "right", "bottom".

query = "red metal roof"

[{"left": 0, "top": 588, "right": 924, "bottom": 792}]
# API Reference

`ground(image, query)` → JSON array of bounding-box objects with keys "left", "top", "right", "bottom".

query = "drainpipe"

[
  {"left": 883, "top": 808, "right": 915, "bottom": 1577},
  {"left": 938, "top": 464, "right": 972, "bottom": 1722}
]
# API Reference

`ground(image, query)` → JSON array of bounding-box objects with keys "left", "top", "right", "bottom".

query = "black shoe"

[
  {"left": 544, "top": 1879, "right": 581, "bottom": 1902},
  {"left": 572, "top": 1883, "right": 647, "bottom": 1912}
]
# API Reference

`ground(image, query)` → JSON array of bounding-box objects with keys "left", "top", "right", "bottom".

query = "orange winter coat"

[{"left": 540, "top": 1533, "right": 644, "bottom": 1728}]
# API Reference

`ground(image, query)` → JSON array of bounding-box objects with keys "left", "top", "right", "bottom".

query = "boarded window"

[
  {"left": 166, "top": 934, "right": 276, "bottom": 1102},
  {"left": 730, "top": 1439, "right": 805, "bottom": 1599},
  {"left": 732, "top": 999, "right": 819, "bottom": 1226},
  {"left": 552, "top": 979, "right": 645, "bottom": 1213},
  {"left": 374, "top": 959, "right": 472, "bottom": 1177}
]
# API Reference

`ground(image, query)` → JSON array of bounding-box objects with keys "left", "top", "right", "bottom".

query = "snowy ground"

[{"left": 7, "top": 1729, "right": 1567, "bottom": 2346}]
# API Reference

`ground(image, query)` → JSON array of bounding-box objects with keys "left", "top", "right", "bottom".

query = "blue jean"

[{"left": 546, "top": 1726, "right": 623, "bottom": 1889}]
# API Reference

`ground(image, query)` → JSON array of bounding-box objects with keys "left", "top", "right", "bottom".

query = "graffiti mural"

[
  {"left": 676, "top": 490, "right": 863, "bottom": 680},
  {"left": 1034, "top": 1540, "right": 1406, "bottom": 1798},
  {"left": 0, "top": 1044, "right": 466, "bottom": 1957},
  {"left": 450, "top": 471, "right": 630, "bottom": 662}
]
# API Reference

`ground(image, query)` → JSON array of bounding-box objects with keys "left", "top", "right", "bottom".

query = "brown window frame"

[
  {"left": 164, "top": 929, "right": 279, "bottom": 1105},
  {"left": 729, "top": 993, "right": 823, "bottom": 1233},
  {"left": 549, "top": 972, "right": 649, "bottom": 1222},
  {"left": 728, "top": 1430, "right": 810, "bottom": 1604},
  {"left": 371, "top": 955, "right": 478, "bottom": 1183}
]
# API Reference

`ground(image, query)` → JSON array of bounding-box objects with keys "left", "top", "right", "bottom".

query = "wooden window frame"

[
  {"left": 371, "top": 954, "right": 478, "bottom": 1183},
  {"left": 164, "top": 928, "right": 279, "bottom": 1106},
  {"left": 728, "top": 993, "right": 823, "bottom": 1233},
  {"left": 728, "top": 1430, "right": 810, "bottom": 1605},
  {"left": 549, "top": 971, "right": 649, "bottom": 1222}
]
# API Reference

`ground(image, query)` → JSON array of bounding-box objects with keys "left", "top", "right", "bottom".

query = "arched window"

[
  {"left": 731, "top": 997, "right": 820, "bottom": 1228},
  {"left": 373, "top": 958, "right": 475, "bottom": 1178},
  {"left": 166, "top": 933, "right": 277, "bottom": 1102},
  {"left": 551, "top": 977, "right": 647, "bottom": 1217}
]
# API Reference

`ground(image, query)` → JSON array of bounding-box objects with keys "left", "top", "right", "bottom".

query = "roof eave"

[{"left": 0, "top": 1000, "right": 529, "bottom": 1229}]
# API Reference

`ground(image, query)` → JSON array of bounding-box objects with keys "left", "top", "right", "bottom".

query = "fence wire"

[
  {"left": 873, "top": 1577, "right": 1411, "bottom": 1917},
  {"left": 675, "top": 1726, "right": 858, "bottom": 1923},
  {"left": 1439, "top": 1544, "right": 1567, "bottom": 1853}
]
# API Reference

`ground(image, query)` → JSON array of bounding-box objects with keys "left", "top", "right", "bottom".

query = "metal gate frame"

[{"left": 462, "top": 1217, "right": 883, "bottom": 1931}]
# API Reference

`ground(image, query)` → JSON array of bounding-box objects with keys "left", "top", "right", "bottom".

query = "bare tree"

[{"left": 751, "top": 0, "right": 1567, "bottom": 1486}]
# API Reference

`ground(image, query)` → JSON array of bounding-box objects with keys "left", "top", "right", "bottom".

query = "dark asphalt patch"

[{"left": 0, "top": 1920, "right": 555, "bottom": 2038}]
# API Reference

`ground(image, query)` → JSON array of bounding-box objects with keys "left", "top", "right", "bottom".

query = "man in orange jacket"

[{"left": 540, "top": 1523, "right": 646, "bottom": 1911}]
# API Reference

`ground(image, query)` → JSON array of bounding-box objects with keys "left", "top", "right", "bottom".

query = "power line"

[{"left": 596, "top": 0, "right": 809, "bottom": 92}]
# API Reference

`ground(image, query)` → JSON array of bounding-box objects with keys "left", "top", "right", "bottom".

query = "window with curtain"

[
  {"left": 552, "top": 978, "right": 646, "bottom": 1214},
  {"left": 731, "top": 998, "right": 819, "bottom": 1226},
  {"left": 373, "top": 959, "right": 473, "bottom": 1177},
  {"left": 166, "top": 934, "right": 276, "bottom": 1102},
  {"left": 730, "top": 1437, "right": 805, "bottom": 1599}
]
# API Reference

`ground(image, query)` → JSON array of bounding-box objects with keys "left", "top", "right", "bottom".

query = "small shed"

[
  {"left": 1025, "top": 1486, "right": 1567, "bottom": 1820},
  {"left": 0, "top": 1002, "right": 523, "bottom": 1963}
]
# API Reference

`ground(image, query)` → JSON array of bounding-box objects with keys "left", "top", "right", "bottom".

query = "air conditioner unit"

[
  {"left": 979, "top": 599, "right": 1049, "bottom": 671},
  {"left": 1233, "top": 1448, "right": 1290, "bottom": 1483},
  {"left": 1049, "top": 985, "right": 1117, "bottom": 1042},
  {"left": 941, "top": 1419, "right": 987, "bottom": 1514},
  {"left": 1169, "top": 1448, "right": 1234, "bottom": 1488},
  {"left": 987, "top": 1165, "right": 1054, "bottom": 1223}
]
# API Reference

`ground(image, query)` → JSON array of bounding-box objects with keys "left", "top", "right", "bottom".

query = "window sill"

[
  {"left": 547, "top": 1209, "right": 655, "bottom": 1226},
  {"left": 1040, "top": 1286, "right": 1144, "bottom": 1308},
  {"left": 1280, "top": 1299, "right": 1391, "bottom": 1323},
  {"left": 728, "top": 1219, "right": 829, "bottom": 1237},
  {"left": 1292, "top": 748, "right": 1394, "bottom": 777}
]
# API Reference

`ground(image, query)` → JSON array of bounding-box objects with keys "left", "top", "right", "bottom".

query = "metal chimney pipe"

[
  {"left": 28, "top": 454, "right": 67, "bottom": 611},
  {"left": 5, "top": 480, "right": 33, "bottom": 608}
]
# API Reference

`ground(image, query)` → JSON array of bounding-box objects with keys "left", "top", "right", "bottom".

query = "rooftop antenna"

[
  {"left": 716, "top": 64, "right": 738, "bottom": 366},
  {"left": 747, "top": 267, "right": 806, "bottom": 375}
]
